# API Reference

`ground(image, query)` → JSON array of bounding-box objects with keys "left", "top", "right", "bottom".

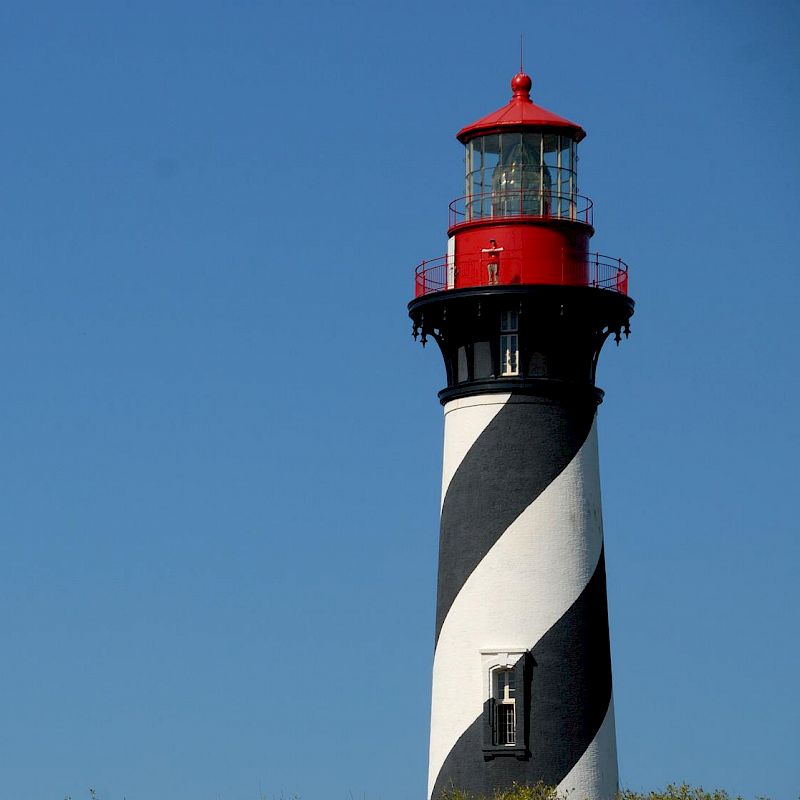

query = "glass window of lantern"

[
  {"left": 466, "top": 140, "right": 482, "bottom": 221},
  {"left": 464, "top": 132, "right": 578, "bottom": 221},
  {"left": 553, "top": 136, "right": 575, "bottom": 219},
  {"left": 491, "top": 134, "right": 513, "bottom": 216},
  {"left": 542, "top": 134, "right": 558, "bottom": 217},
  {"left": 543, "top": 134, "right": 558, "bottom": 167},
  {"left": 481, "top": 135, "right": 500, "bottom": 217},
  {"left": 559, "top": 137, "right": 573, "bottom": 175},
  {"left": 464, "top": 142, "right": 471, "bottom": 198},
  {"left": 522, "top": 132, "right": 543, "bottom": 172},
  {"left": 482, "top": 133, "right": 500, "bottom": 172},
  {"left": 521, "top": 132, "right": 544, "bottom": 215},
  {"left": 492, "top": 132, "right": 544, "bottom": 217},
  {"left": 467, "top": 139, "right": 482, "bottom": 189}
]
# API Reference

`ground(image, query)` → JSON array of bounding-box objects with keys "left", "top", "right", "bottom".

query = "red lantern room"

[
  {"left": 409, "top": 71, "right": 633, "bottom": 405},
  {"left": 415, "top": 72, "right": 627, "bottom": 297}
]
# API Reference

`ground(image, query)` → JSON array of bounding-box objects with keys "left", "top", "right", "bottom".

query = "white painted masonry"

[
  {"left": 439, "top": 393, "right": 510, "bottom": 510},
  {"left": 557, "top": 696, "right": 619, "bottom": 800},
  {"left": 429, "top": 396, "right": 616, "bottom": 799}
]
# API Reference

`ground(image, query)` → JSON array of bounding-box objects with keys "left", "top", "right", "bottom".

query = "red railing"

[
  {"left": 449, "top": 190, "right": 594, "bottom": 229},
  {"left": 414, "top": 252, "right": 629, "bottom": 298}
]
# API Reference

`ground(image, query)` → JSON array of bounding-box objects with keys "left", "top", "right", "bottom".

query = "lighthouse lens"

[
  {"left": 491, "top": 132, "right": 550, "bottom": 216},
  {"left": 465, "top": 133, "right": 577, "bottom": 222}
]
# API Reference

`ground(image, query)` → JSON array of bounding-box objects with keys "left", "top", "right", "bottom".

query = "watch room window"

[{"left": 500, "top": 311, "right": 519, "bottom": 376}]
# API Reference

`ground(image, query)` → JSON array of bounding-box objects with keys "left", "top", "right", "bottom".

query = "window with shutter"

[{"left": 480, "top": 650, "right": 529, "bottom": 759}]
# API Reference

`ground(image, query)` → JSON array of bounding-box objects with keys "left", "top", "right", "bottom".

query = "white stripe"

[
  {"left": 440, "top": 393, "right": 511, "bottom": 511},
  {"left": 429, "top": 416, "right": 605, "bottom": 797},
  {"left": 557, "top": 697, "right": 619, "bottom": 800}
]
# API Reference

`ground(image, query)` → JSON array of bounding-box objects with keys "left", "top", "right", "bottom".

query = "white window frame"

[
  {"left": 480, "top": 649, "right": 528, "bottom": 757},
  {"left": 447, "top": 236, "right": 456, "bottom": 289},
  {"left": 481, "top": 649, "right": 525, "bottom": 747},
  {"left": 493, "top": 668, "right": 517, "bottom": 746},
  {"left": 500, "top": 311, "right": 519, "bottom": 376}
]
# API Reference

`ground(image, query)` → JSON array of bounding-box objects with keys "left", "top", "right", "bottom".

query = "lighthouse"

[{"left": 408, "top": 71, "right": 633, "bottom": 800}]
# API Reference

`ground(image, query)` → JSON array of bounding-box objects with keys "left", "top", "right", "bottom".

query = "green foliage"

[
  {"left": 439, "top": 781, "right": 564, "bottom": 800},
  {"left": 618, "top": 785, "right": 749, "bottom": 800},
  {"left": 62, "top": 783, "right": 776, "bottom": 800},
  {"left": 438, "top": 784, "right": 768, "bottom": 800}
]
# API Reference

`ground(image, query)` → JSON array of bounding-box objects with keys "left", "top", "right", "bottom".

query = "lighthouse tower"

[{"left": 408, "top": 72, "right": 633, "bottom": 800}]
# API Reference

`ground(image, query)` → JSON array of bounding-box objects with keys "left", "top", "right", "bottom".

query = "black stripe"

[
  {"left": 435, "top": 395, "right": 596, "bottom": 644},
  {"left": 432, "top": 548, "right": 613, "bottom": 799}
]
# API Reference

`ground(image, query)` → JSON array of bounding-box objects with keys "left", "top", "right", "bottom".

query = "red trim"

[
  {"left": 457, "top": 121, "right": 585, "bottom": 144},
  {"left": 448, "top": 216, "right": 594, "bottom": 238}
]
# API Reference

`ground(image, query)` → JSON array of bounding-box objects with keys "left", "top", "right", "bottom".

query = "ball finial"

[{"left": 511, "top": 72, "right": 532, "bottom": 98}]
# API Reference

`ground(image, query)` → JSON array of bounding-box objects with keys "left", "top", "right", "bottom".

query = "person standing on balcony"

[{"left": 482, "top": 239, "right": 504, "bottom": 285}]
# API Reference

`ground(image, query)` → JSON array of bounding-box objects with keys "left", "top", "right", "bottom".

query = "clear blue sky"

[{"left": 0, "top": 2, "right": 798, "bottom": 798}]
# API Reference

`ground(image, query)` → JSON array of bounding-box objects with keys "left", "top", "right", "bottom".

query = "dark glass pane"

[
  {"left": 491, "top": 134, "right": 543, "bottom": 216},
  {"left": 528, "top": 351, "right": 548, "bottom": 377},
  {"left": 543, "top": 134, "right": 558, "bottom": 166},
  {"left": 474, "top": 342, "right": 492, "bottom": 378},
  {"left": 522, "top": 132, "right": 542, "bottom": 160},
  {"left": 482, "top": 134, "right": 500, "bottom": 174},
  {"left": 500, "top": 310, "right": 518, "bottom": 332},
  {"left": 559, "top": 136, "right": 572, "bottom": 173},
  {"left": 498, "top": 704, "right": 515, "bottom": 745},
  {"left": 457, "top": 347, "right": 468, "bottom": 383},
  {"left": 469, "top": 140, "right": 481, "bottom": 174}
]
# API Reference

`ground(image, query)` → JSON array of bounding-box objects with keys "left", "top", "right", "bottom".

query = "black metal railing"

[{"left": 414, "top": 251, "right": 628, "bottom": 297}]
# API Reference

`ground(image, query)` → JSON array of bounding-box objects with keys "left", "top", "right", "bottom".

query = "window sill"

[{"left": 482, "top": 745, "right": 529, "bottom": 761}]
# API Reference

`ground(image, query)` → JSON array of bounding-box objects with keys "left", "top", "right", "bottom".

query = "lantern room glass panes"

[
  {"left": 560, "top": 138, "right": 575, "bottom": 217},
  {"left": 465, "top": 132, "right": 577, "bottom": 222}
]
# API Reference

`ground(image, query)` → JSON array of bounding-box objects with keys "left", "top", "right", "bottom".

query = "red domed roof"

[{"left": 456, "top": 72, "right": 586, "bottom": 143}]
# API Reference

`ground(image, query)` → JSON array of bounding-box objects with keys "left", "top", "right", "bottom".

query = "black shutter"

[
  {"left": 513, "top": 654, "right": 528, "bottom": 753},
  {"left": 482, "top": 697, "right": 496, "bottom": 752}
]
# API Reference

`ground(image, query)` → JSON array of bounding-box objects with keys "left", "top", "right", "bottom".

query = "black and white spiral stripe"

[{"left": 428, "top": 393, "right": 618, "bottom": 800}]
